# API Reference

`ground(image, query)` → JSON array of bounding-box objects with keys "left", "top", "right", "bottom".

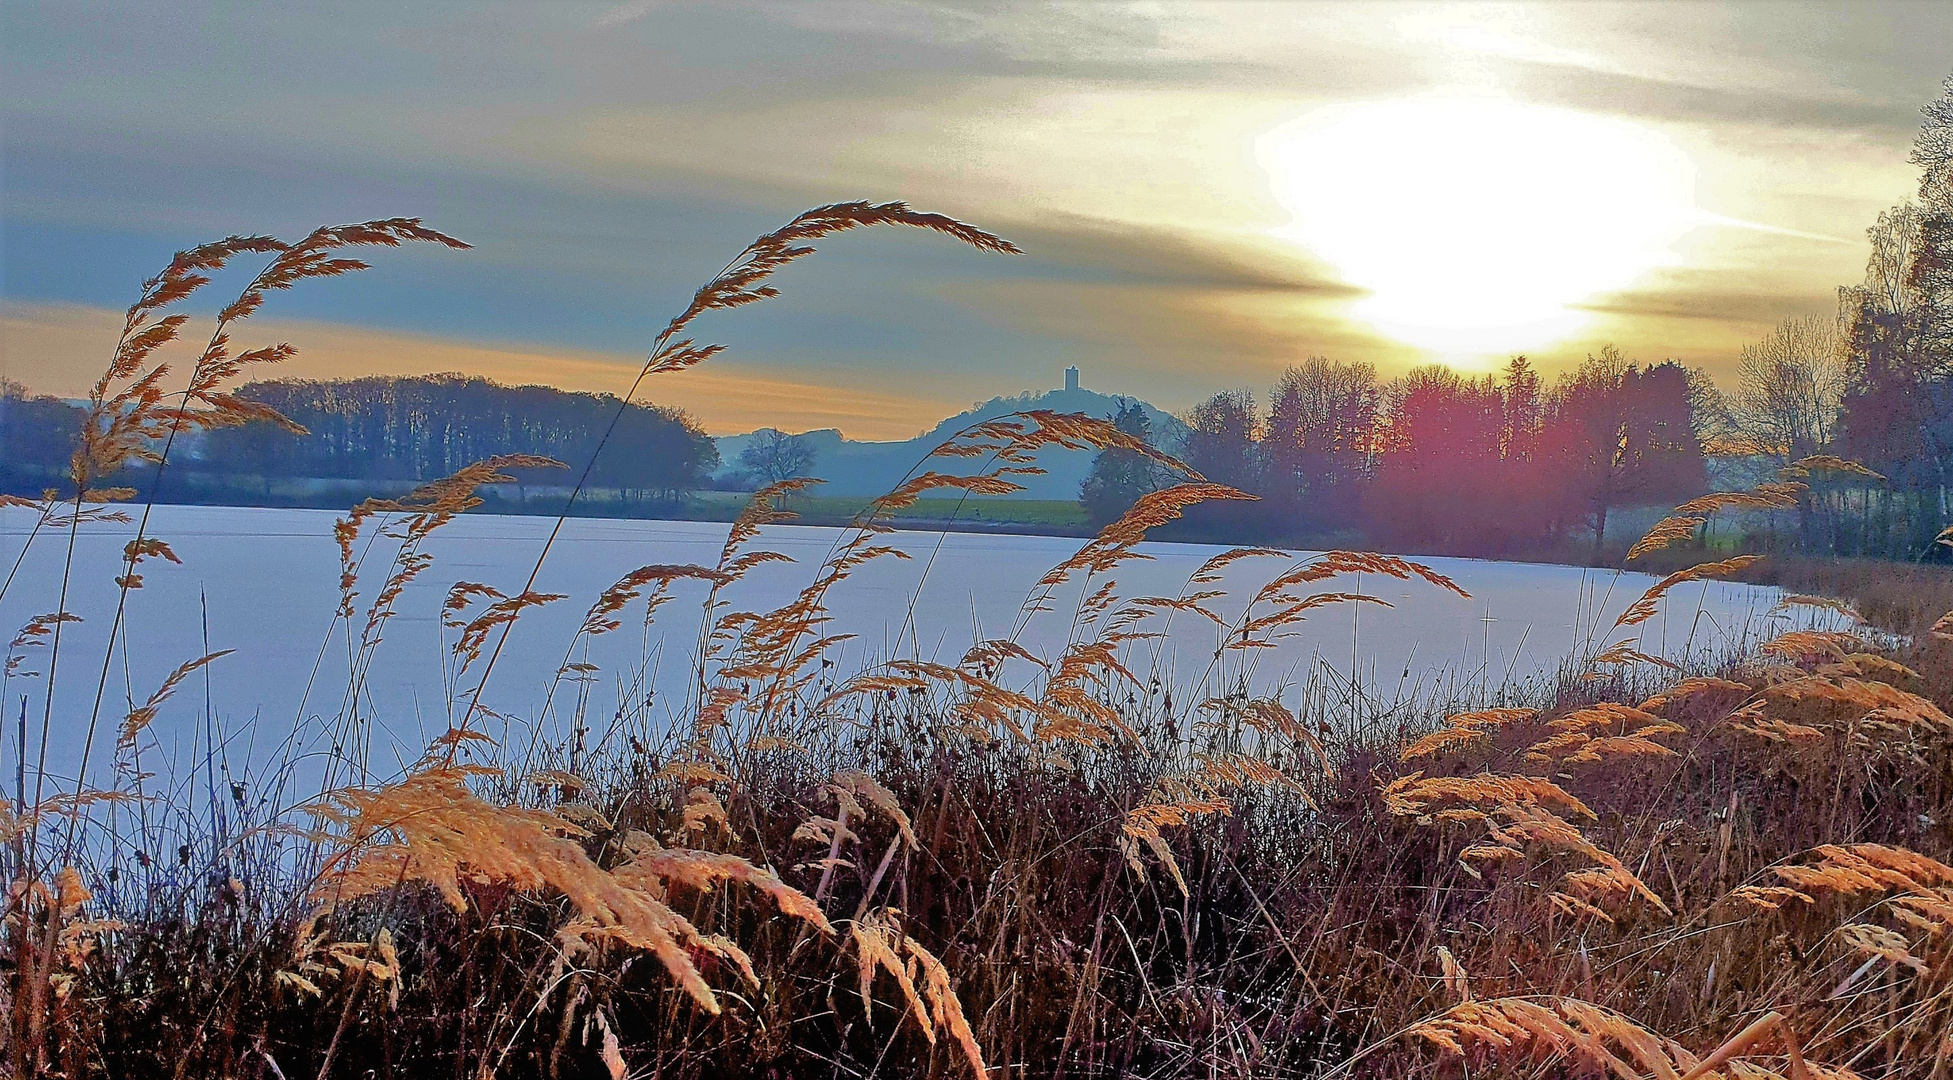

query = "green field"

[{"left": 687, "top": 491, "right": 1090, "bottom": 530}]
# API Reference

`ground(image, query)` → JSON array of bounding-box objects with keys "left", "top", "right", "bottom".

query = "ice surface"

[{"left": 0, "top": 504, "right": 1818, "bottom": 788}]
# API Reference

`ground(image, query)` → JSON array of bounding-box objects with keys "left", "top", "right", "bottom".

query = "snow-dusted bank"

[{"left": 2, "top": 504, "right": 1830, "bottom": 785}]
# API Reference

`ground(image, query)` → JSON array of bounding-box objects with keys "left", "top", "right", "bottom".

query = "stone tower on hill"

[{"left": 712, "top": 366, "right": 1185, "bottom": 498}]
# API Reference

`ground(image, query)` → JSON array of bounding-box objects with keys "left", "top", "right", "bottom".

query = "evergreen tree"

[
  {"left": 1078, "top": 401, "right": 1162, "bottom": 527},
  {"left": 1545, "top": 350, "right": 1706, "bottom": 561}
]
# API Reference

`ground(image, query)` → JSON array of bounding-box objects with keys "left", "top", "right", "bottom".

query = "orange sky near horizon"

[{"left": 0, "top": 302, "right": 972, "bottom": 441}]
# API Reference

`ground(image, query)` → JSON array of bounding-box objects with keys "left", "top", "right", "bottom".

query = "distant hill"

[{"left": 713, "top": 370, "right": 1187, "bottom": 500}]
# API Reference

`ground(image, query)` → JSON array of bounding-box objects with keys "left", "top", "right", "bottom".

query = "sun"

[{"left": 1256, "top": 91, "right": 1701, "bottom": 363}]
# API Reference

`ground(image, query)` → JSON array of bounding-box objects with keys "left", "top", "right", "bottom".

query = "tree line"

[
  {"left": 0, "top": 381, "right": 84, "bottom": 495},
  {"left": 1083, "top": 75, "right": 1953, "bottom": 563},
  {"left": 1083, "top": 351, "right": 1706, "bottom": 559},
  {"left": 2, "top": 374, "right": 719, "bottom": 510}
]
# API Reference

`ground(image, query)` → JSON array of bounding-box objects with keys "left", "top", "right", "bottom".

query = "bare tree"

[
  {"left": 1912, "top": 73, "right": 1953, "bottom": 367},
  {"left": 1264, "top": 356, "right": 1377, "bottom": 525},
  {"left": 1727, "top": 315, "right": 1850, "bottom": 463},
  {"left": 738, "top": 429, "right": 817, "bottom": 486}
]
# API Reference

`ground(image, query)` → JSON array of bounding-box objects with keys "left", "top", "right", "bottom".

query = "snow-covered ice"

[{"left": 1, "top": 504, "right": 1819, "bottom": 786}]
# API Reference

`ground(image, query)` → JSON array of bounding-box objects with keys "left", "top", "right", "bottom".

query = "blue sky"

[{"left": 4, "top": 1, "right": 1950, "bottom": 437}]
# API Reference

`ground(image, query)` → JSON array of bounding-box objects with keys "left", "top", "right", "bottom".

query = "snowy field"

[{"left": 2, "top": 504, "right": 1824, "bottom": 789}]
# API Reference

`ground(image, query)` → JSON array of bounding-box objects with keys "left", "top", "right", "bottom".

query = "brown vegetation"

[{"left": 4, "top": 205, "right": 1952, "bottom": 1080}]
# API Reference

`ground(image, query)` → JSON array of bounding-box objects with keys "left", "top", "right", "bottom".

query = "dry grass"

[
  {"left": 4, "top": 207, "right": 1952, "bottom": 1079},
  {"left": 1752, "top": 557, "right": 1953, "bottom": 640}
]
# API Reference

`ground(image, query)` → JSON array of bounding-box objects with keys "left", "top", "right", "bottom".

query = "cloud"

[
  {"left": 996, "top": 211, "right": 1363, "bottom": 296},
  {"left": 594, "top": 1, "right": 661, "bottom": 28},
  {"left": 1, "top": 302, "right": 970, "bottom": 440},
  {"left": 3, "top": 0, "right": 1948, "bottom": 422},
  {"left": 1578, "top": 285, "right": 1836, "bottom": 328}
]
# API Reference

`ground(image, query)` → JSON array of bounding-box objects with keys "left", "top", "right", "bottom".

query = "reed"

[{"left": 1, "top": 205, "right": 1949, "bottom": 1080}]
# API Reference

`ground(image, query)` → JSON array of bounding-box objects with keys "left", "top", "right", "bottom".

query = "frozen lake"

[{"left": 3, "top": 504, "right": 1818, "bottom": 790}]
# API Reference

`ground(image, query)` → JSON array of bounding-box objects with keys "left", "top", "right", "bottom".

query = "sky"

[{"left": 3, "top": 1, "right": 1949, "bottom": 440}]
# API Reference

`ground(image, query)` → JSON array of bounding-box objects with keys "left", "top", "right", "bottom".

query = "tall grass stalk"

[{"left": 2, "top": 205, "right": 1949, "bottom": 1080}]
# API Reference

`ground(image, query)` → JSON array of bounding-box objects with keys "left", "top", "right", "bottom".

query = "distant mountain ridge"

[{"left": 713, "top": 370, "right": 1187, "bottom": 500}]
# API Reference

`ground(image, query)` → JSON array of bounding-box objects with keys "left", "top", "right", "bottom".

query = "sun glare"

[{"left": 1257, "top": 91, "right": 1701, "bottom": 363}]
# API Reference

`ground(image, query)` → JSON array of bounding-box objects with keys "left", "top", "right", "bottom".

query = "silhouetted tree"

[
  {"left": 1501, "top": 356, "right": 1545, "bottom": 461},
  {"left": 1837, "top": 78, "right": 1953, "bottom": 556},
  {"left": 1177, "top": 389, "right": 1262, "bottom": 537},
  {"left": 1914, "top": 74, "right": 1953, "bottom": 369},
  {"left": 202, "top": 374, "right": 718, "bottom": 508},
  {"left": 1546, "top": 349, "right": 1706, "bottom": 561},
  {"left": 1182, "top": 389, "right": 1260, "bottom": 489},
  {"left": 1079, "top": 401, "right": 1164, "bottom": 528},
  {"left": 596, "top": 402, "right": 723, "bottom": 505},
  {"left": 738, "top": 430, "right": 817, "bottom": 487},
  {"left": 0, "top": 380, "right": 81, "bottom": 495},
  {"left": 1728, "top": 317, "right": 1849, "bottom": 462},
  {"left": 1715, "top": 317, "right": 1853, "bottom": 549},
  {"left": 1494, "top": 355, "right": 1566, "bottom": 548},
  {"left": 1364, "top": 365, "right": 1506, "bottom": 551},
  {"left": 1264, "top": 357, "right": 1377, "bottom": 533}
]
